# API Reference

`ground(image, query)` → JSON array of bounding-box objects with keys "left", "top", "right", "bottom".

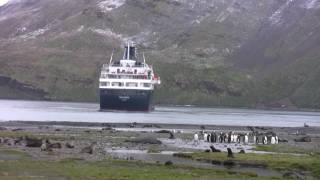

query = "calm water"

[{"left": 0, "top": 99, "right": 319, "bottom": 127}]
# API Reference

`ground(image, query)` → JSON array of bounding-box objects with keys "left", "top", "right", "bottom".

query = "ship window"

[
  {"left": 143, "top": 83, "right": 151, "bottom": 87},
  {"left": 100, "top": 82, "right": 107, "bottom": 86},
  {"left": 112, "top": 82, "right": 124, "bottom": 87},
  {"left": 108, "top": 75, "right": 117, "bottom": 79},
  {"left": 126, "top": 82, "right": 138, "bottom": 87}
]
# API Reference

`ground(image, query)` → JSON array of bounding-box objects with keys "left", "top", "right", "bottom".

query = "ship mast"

[
  {"left": 109, "top": 51, "right": 114, "bottom": 64},
  {"left": 143, "top": 52, "right": 146, "bottom": 67}
]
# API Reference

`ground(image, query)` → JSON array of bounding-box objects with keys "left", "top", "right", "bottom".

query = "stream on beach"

[{"left": 0, "top": 99, "right": 320, "bottom": 127}]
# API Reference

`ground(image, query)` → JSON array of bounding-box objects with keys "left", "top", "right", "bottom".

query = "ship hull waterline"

[{"left": 99, "top": 89, "right": 154, "bottom": 111}]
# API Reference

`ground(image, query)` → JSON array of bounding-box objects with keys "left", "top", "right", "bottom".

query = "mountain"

[{"left": 0, "top": 0, "right": 319, "bottom": 109}]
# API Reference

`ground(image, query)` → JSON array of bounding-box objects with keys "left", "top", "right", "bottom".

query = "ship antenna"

[
  {"left": 109, "top": 50, "right": 114, "bottom": 64},
  {"left": 127, "top": 41, "right": 130, "bottom": 60}
]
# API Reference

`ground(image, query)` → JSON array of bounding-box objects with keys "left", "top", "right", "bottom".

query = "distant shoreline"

[
  {"left": 2, "top": 120, "right": 320, "bottom": 130},
  {"left": 1, "top": 98, "right": 320, "bottom": 113}
]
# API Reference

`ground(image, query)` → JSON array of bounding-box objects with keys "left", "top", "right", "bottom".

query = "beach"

[{"left": 0, "top": 120, "right": 319, "bottom": 179}]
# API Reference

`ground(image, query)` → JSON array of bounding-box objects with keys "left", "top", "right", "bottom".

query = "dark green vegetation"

[
  {"left": 175, "top": 151, "right": 320, "bottom": 179},
  {"left": 0, "top": 148, "right": 280, "bottom": 180},
  {"left": 0, "top": 0, "right": 319, "bottom": 109},
  {"left": 254, "top": 144, "right": 320, "bottom": 154}
]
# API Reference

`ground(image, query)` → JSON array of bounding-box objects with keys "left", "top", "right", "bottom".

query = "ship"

[{"left": 99, "top": 42, "right": 161, "bottom": 111}]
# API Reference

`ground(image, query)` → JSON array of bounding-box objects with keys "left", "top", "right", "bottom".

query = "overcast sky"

[{"left": 0, "top": 0, "right": 9, "bottom": 6}]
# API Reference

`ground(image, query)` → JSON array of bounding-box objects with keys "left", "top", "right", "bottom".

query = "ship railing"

[
  {"left": 102, "top": 75, "right": 152, "bottom": 80},
  {"left": 109, "top": 64, "right": 147, "bottom": 68},
  {"left": 106, "top": 71, "right": 148, "bottom": 75}
]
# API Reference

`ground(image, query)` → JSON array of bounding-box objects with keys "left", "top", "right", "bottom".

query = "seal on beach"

[
  {"left": 227, "top": 148, "right": 234, "bottom": 158},
  {"left": 81, "top": 142, "right": 97, "bottom": 154},
  {"left": 65, "top": 141, "right": 75, "bottom": 148},
  {"left": 210, "top": 145, "right": 221, "bottom": 152}
]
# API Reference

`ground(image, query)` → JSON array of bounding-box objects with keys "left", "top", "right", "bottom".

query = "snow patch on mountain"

[
  {"left": 77, "top": 25, "right": 84, "bottom": 32},
  {"left": 5, "top": 0, "right": 27, "bottom": 5},
  {"left": 0, "top": 0, "right": 9, "bottom": 6},
  {"left": 98, "top": 0, "right": 126, "bottom": 12},
  {"left": 216, "top": 12, "right": 229, "bottom": 23},
  {"left": 126, "top": 31, "right": 151, "bottom": 44},
  {"left": 19, "top": 26, "right": 50, "bottom": 40},
  {"left": 305, "top": 0, "right": 320, "bottom": 9},
  {"left": 89, "top": 28, "right": 124, "bottom": 41},
  {"left": 269, "top": 0, "right": 295, "bottom": 25},
  {"left": 269, "top": 0, "right": 319, "bottom": 25}
]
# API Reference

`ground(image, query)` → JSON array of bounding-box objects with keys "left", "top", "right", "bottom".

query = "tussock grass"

[
  {"left": 176, "top": 151, "right": 320, "bottom": 178},
  {"left": 254, "top": 144, "right": 320, "bottom": 154},
  {"left": 0, "top": 157, "right": 279, "bottom": 180}
]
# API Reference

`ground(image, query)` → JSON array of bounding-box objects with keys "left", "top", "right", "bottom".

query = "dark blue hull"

[{"left": 100, "top": 89, "right": 153, "bottom": 111}]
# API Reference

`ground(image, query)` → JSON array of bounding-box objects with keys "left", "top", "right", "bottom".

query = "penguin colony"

[{"left": 194, "top": 131, "right": 279, "bottom": 145}]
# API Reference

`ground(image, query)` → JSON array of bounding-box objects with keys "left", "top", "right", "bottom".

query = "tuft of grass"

[
  {"left": 147, "top": 145, "right": 161, "bottom": 153},
  {"left": 0, "top": 149, "right": 28, "bottom": 156},
  {"left": 0, "top": 149, "right": 30, "bottom": 161}
]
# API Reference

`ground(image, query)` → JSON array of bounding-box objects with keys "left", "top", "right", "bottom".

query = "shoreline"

[
  {"left": 1, "top": 98, "right": 320, "bottom": 113},
  {"left": 3, "top": 120, "right": 320, "bottom": 131}
]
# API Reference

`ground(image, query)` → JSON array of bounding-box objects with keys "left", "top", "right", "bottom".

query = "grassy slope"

[
  {"left": 152, "top": 60, "right": 252, "bottom": 106},
  {"left": 246, "top": 56, "right": 320, "bottom": 108}
]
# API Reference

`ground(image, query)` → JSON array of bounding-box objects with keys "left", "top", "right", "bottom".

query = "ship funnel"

[{"left": 123, "top": 41, "right": 136, "bottom": 60}]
